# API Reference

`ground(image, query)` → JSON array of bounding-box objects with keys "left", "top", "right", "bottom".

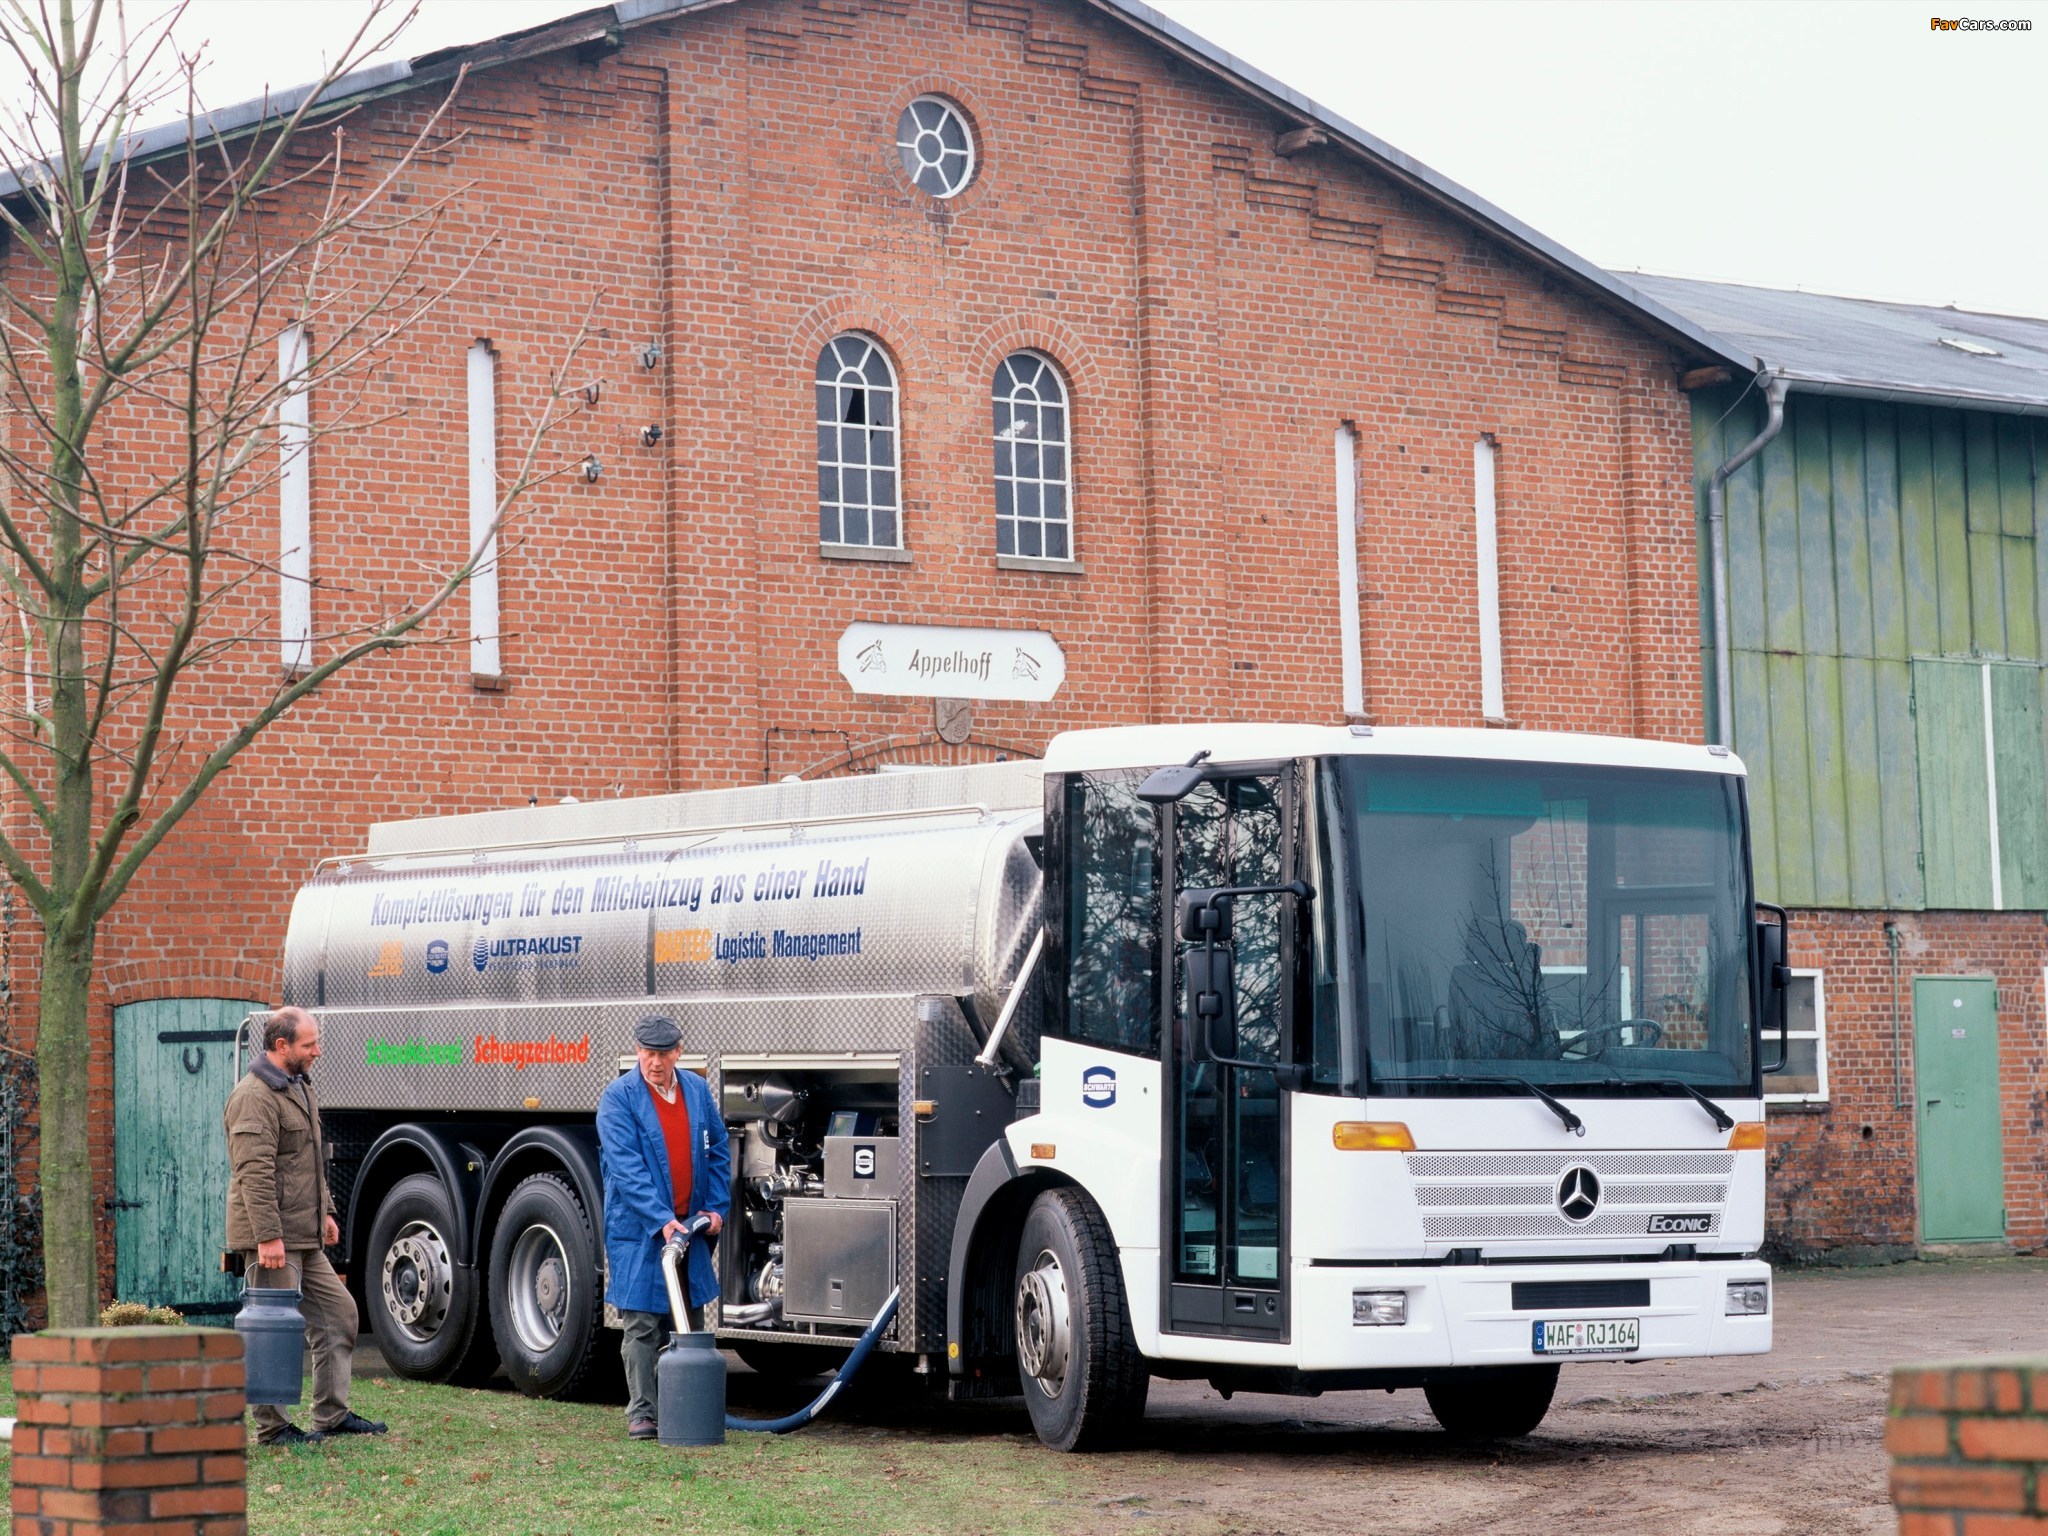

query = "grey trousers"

[
  {"left": 620, "top": 1305, "right": 703, "bottom": 1426},
  {"left": 242, "top": 1247, "right": 360, "bottom": 1437}
]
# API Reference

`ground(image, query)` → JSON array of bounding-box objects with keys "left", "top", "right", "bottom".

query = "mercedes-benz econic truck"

[{"left": 278, "top": 724, "right": 1786, "bottom": 1450}]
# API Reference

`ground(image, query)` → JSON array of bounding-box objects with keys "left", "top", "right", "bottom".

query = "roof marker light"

[{"left": 1938, "top": 335, "right": 2003, "bottom": 357}]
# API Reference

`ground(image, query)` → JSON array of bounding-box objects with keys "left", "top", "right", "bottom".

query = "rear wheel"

[
  {"left": 1424, "top": 1364, "right": 1560, "bottom": 1438},
  {"left": 364, "top": 1173, "right": 494, "bottom": 1383},
  {"left": 488, "top": 1173, "right": 608, "bottom": 1399},
  {"left": 1013, "top": 1188, "right": 1148, "bottom": 1452}
]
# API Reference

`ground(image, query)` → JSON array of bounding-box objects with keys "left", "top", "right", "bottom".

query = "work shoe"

[
  {"left": 260, "top": 1422, "right": 325, "bottom": 1447},
  {"left": 627, "top": 1420, "right": 658, "bottom": 1440},
  {"left": 322, "top": 1412, "right": 388, "bottom": 1436}
]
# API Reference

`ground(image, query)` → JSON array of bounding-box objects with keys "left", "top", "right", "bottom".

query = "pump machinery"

[{"left": 274, "top": 724, "right": 1785, "bottom": 1450}]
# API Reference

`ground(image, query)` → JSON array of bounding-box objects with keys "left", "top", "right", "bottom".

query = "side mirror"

[
  {"left": 1755, "top": 904, "right": 1791, "bottom": 1073},
  {"left": 1184, "top": 940, "right": 1238, "bottom": 1062},
  {"left": 1138, "top": 760, "right": 1209, "bottom": 805}
]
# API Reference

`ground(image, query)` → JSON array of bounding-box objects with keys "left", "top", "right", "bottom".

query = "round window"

[{"left": 895, "top": 96, "right": 975, "bottom": 199}]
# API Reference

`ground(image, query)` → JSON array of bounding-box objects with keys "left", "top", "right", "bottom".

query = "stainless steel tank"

[{"left": 283, "top": 762, "right": 1045, "bottom": 1112}]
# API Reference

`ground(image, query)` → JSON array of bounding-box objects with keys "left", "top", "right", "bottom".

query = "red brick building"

[{"left": 0, "top": 0, "right": 1757, "bottom": 1308}]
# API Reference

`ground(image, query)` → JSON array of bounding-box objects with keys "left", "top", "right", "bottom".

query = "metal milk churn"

[
  {"left": 235, "top": 1263, "right": 307, "bottom": 1406},
  {"left": 657, "top": 1331, "right": 726, "bottom": 1446}
]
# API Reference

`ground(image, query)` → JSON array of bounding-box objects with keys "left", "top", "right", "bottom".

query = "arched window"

[
  {"left": 992, "top": 351, "right": 1070, "bottom": 561},
  {"left": 815, "top": 333, "right": 900, "bottom": 549}
]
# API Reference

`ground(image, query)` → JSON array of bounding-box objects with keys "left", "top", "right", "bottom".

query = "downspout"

[
  {"left": 1707, "top": 372, "right": 1790, "bottom": 747},
  {"left": 1884, "top": 921, "right": 1905, "bottom": 1110}
]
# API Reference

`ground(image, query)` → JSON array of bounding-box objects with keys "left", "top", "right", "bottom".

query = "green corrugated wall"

[{"left": 1693, "top": 387, "right": 2048, "bottom": 910}]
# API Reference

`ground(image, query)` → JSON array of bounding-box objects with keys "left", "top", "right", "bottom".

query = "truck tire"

[
  {"left": 1424, "top": 1364, "right": 1560, "bottom": 1438},
  {"left": 365, "top": 1173, "right": 492, "bottom": 1383},
  {"left": 1013, "top": 1187, "right": 1148, "bottom": 1452},
  {"left": 487, "top": 1173, "right": 608, "bottom": 1399}
]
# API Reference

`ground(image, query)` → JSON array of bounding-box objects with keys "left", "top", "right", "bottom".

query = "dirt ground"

[
  {"left": 1067, "top": 1258, "right": 2048, "bottom": 1535},
  {"left": 357, "top": 1257, "right": 2047, "bottom": 1534}
]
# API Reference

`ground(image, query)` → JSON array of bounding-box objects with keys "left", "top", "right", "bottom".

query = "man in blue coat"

[{"left": 596, "top": 1014, "right": 731, "bottom": 1439}]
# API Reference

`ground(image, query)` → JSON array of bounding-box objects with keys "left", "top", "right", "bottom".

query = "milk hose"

[{"left": 662, "top": 1216, "right": 902, "bottom": 1435}]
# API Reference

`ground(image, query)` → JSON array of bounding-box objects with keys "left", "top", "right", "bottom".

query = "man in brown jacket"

[{"left": 225, "top": 1006, "right": 386, "bottom": 1445}]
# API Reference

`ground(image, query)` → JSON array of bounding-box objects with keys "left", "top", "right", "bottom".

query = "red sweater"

[{"left": 647, "top": 1078, "right": 695, "bottom": 1218}]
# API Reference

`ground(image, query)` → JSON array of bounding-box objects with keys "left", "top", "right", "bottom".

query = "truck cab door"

[{"left": 1164, "top": 767, "right": 1295, "bottom": 1341}]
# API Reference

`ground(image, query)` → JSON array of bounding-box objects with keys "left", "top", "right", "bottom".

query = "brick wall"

[
  {"left": 0, "top": 0, "right": 1717, "bottom": 1289},
  {"left": 1768, "top": 910, "right": 2048, "bottom": 1259},
  {"left": 8, "top": 1327, "right": 246, "bottom": 1534},
  {"left": 1890, "top": 1358, "right": 2048, "bottom": 1533}
]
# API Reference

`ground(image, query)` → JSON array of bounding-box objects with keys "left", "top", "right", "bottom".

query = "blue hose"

[{"left": 724, "top": 1285, "right": 901, "bottom": 1435}]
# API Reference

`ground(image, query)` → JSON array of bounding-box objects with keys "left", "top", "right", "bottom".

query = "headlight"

[
  {"left": 1353, "top": 1289, "right": 1407, "bottom": 1326},
  {"left": 1724, "top": 1280, "right": 1769, "bottom": 1316}
]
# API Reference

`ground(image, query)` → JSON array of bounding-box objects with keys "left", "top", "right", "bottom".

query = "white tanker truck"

[{"left": 279, "top": 723, "right": 1785, "bottom": 1451}]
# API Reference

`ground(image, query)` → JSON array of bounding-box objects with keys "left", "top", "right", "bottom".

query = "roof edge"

[{"left": 1089, "top": 0, "right": 1759, "bottom": 372}]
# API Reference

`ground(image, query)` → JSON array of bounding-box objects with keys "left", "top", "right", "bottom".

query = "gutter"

[{"left": 1706, "top": 372, "right": 1788, "bottom": 749}]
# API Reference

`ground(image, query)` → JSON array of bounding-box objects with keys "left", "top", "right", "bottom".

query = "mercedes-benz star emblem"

[{"left": 1557, "top": 1166, "right": 1601, "bottom": 1224}]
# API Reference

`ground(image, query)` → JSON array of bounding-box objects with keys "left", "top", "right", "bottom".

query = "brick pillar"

[
  {"left": 9, "top": 1326, "right": 246, "bottom": 1535},
  {"left": 1889, "top": 1359, "right": 2048, "bottom": 1532}
]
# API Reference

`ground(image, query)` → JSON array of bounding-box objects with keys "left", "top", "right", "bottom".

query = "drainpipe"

[
  {"left": 1884, "top": 921, "right": 1905, "bottom": 1109},
  {"left": 1707, "top": 372, "right": 1790, "bottom": 747}
]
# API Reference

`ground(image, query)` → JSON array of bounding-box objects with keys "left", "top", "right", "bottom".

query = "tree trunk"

[{"left": 36, "top": 925, "right": 97, "bottom": 1328}]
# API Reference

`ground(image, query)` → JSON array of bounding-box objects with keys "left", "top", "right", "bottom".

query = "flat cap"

[{"left": 633, "top": 1014, "right": 682, "bottom": 1050}]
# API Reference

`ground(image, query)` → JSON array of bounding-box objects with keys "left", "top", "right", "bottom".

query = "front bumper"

[{"left": 1292, "top": 1259, "right": 1773, "bottom": 1371}]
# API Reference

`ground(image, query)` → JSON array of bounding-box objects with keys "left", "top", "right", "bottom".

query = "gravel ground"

[
  {"left": 353, "top": 1257, "right": 2048, "bottom": 1535},
  {"left": 1105, "top": 1257, "right": 2048, "bottom": 1534}
]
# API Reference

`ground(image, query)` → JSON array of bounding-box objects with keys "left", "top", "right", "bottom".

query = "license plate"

[{"left": 1533, "top": 1317, "right": 1639, "bottom": 1355}]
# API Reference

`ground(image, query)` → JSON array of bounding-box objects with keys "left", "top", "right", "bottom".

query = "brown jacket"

[{"left": 224, "top": 1056, "right": 333, "bottom": 1251}]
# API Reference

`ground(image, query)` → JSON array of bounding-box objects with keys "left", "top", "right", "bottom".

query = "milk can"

[
  {"left": 235, "top": 1263, "right": 307, "bottom": 1406},
  {"left": 657, "top": 1331, "right": 727, "bottom": 1446}
]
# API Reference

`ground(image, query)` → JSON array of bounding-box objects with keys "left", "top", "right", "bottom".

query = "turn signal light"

[
  {"left": 1029, "top": 1143, "right": 1057, "bottom": 1161},
  {"left": 1332, "top": 1121, "right": 1415, "bottom": 1152},
  {"left": 1728, "top": 1122, "right": 1766, "bottom": 1151},
  {"left": 912, "top": 1099, "right": 938, "bottom": 1118}
]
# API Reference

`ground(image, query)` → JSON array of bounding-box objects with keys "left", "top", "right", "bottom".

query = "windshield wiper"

[{"left": 1375, "top": 1074, "right": 1585, "bottom": 1137}]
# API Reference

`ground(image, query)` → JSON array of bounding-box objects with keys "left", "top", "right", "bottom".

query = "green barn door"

[
  {"left": 113, "top": 999, "right": 259, "bottom": 1315},
  {"left": 1912, "top": 978, "right": 2004, "bottom": 1243}
]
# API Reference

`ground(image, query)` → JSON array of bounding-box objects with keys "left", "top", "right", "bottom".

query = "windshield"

[{"left": 1337, "top": 756, "right": 1755, "bottom": 1095}]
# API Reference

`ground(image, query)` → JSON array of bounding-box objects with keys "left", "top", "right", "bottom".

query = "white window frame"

[
  {"left": 992, "top": 350, "right": 1073, "bottom": 563},
  {"left": 467, "top": 340, "right": 501, "bottom": 681},
  {"left": 1766, "top": 967, "right": 1829, "bottom": 1105},
  {"left": 895, "top": 95, "right": 976, "bottom": 199},
  {"left": 1334, "top": 423, "right": 1363, "bottom": 718},
  {"left": 815, "top": 333, "right": 903, "bottom": 552},
  {"left": 1474, "top": 435, "right": 1503, "bottom": 722},
  {"left": 277, "top": 324, "right": 312, "bottom": 675}
]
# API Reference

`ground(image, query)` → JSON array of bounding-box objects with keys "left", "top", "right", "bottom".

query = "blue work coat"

[{"left": 596, "top": 1068, "right": 731, "bottom": 1313}]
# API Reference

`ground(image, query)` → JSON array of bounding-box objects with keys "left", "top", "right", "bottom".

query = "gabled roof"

[
  {"left": 1, "top": 0, "right": 1754, "bottom": 370},
  {"left": 1626, "top": 272, "right": 2048, "bottom": 419}
]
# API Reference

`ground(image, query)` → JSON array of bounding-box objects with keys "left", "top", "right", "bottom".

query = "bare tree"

[{"left": 0, "top": 0, "right": 598, "bottom": 1326}]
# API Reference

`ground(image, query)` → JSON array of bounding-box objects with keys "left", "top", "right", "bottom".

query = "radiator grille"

[{"left": 1407, "top": 1151, "right": 1734, "bottom": 1243}]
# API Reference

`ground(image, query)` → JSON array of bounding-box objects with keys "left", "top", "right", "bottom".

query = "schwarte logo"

[
  {"left": 1081, "top": 1066, "right": 1117, "bottom": 1109},
  {"left": 425, "top": 940, "right": 450, "bottom": 975}
]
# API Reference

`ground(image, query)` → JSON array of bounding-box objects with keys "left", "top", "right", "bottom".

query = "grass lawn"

[{"left": 1, "top": 1359, "right": 1112, "bottom": 1536}]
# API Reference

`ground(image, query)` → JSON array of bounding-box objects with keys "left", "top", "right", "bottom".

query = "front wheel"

[
  {"left": 364, "top": 1173, "right": 493, "bottom": 1383},
  {"left": 1013, "top": 1188, "right": 1148, "bottom": 1452},
  {"left": 1424, "top": 1363, "right": 1560, "bottom": 1438},
  {"left": 487, "top": 1173, "right": 609, "bottom": 1399}
]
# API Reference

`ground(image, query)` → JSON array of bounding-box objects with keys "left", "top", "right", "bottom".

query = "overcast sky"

[{"left": 16, "top": 0, "right": 2048, "bottom": 317}]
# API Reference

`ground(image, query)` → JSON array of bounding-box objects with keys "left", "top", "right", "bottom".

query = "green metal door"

[
  {"left": 1912, "top": 977, "right": 2004, "bottom": 1243},
  {"left": 113, "top": 998, "right": 259, "bottom": 1315}
]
